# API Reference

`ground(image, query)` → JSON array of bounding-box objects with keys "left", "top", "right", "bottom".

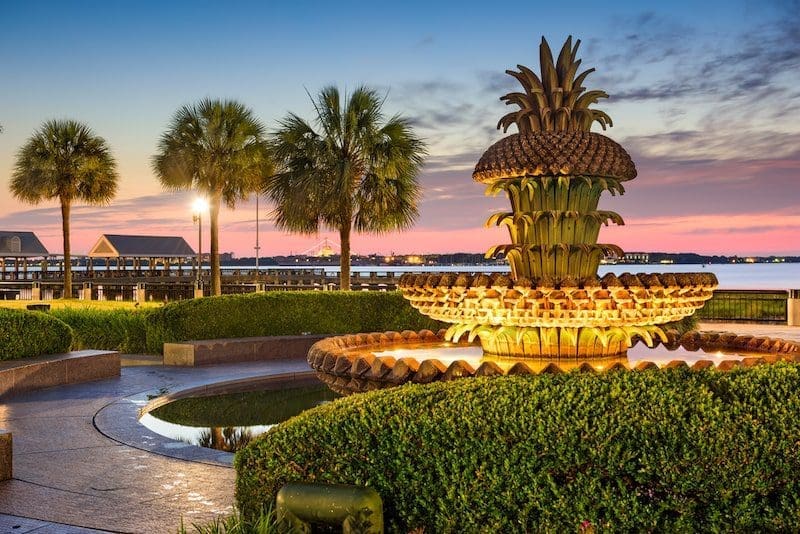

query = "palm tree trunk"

[
  {"left": 211, "top": 427, "right": 225, "bottom": 451},
  {"left": 60, "top": 200, "right": 72, "bottom": 298},
  {"left": 210, "top": 193, "right": 222, "bottom": 296},
  {"left": 339, "top": 225, "right": 351, "bottom": 291}
]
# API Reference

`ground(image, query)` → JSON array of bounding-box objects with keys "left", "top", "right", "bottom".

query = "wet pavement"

[
  {"left": 0, "top": 359, "right": 311, "bottom": 533},
  {"left": 0, "top": 322, "right": 798, "bottom": 533}
]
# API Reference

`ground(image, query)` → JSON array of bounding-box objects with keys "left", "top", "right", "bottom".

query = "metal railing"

[
  {"left": 1, "top": 279, "right": 794, "bottom": 324},
  {"left": 695, "top": 289, "right": 789, "bottom": 323}
]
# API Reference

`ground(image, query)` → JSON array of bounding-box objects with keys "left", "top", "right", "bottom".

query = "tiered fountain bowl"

[
  {"left": 309, "top": 329, "right": 799, "bottom": 395},
  {"left": 308, "top": 36, "right": 799, "bottom": 394}
]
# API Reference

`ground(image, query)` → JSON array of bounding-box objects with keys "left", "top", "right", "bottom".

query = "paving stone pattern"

[{"left": 0, "top": 358, "right": 310, "bottom": 533}]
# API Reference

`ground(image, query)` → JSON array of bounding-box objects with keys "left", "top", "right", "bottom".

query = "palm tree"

[
  {"left": 266, "top": 86, "right": 426, "bottom": 290},
  {"left": 153, "top": 99, "right": 271, "bottom": 296},
  {"left": 11, "top": 120, "right": 118, "bottom": 298}
]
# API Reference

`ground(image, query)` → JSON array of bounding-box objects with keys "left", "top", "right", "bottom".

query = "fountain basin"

[
  {"left": 399, "top": 272, "right": 717, "bottom": 328},
  {"left": 308, "top": 329, "right": 799, "bottom": 395},
  {"left": 398, "top": 271, "right": 718, "bottom": 358}
]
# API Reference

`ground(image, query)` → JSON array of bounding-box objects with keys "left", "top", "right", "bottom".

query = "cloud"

[
  {"left": 612, "top": 84, "right": 696, "bottom": 102},
  {"left": 592, "top": 2, "right": 800, "bottom": 109},
  {"left": 623, "top": 129, "right": 800, "bottom": 160},
  {"left": 391, "top": 78, "right": 505, "bottom": 155},
  {"left": 477, "top": 70, "right": 518, "bottom": 96},
  {"left": 413, "top": 36, "right": 435, "bottom": 48},
  {"left": 594, "top": 12, "right": 694, "bottom": 67}
]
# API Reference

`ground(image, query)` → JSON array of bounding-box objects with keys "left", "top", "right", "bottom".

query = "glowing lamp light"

[{"left": 192, "top": 197, "right": 208, "bottom": 214}]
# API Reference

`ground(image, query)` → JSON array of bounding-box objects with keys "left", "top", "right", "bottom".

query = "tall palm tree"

[
  {"left": 11, "top": 120, "right": 118, "bottom": 298},
  {"left": 153, "top": 99, "right": 271, "bottom": 296},
  {"left": 266, "top": 86, "right": 426, "bottom": 290}
]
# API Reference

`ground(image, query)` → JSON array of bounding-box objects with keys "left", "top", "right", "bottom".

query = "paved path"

[
  {"left": 0, "top": 359, "right": 310, "bottom": 533},
  {"left": 0, "top": 323, "right": 797, "bottom": 533}
]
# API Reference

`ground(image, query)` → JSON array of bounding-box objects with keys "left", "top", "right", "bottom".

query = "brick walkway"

[{"left": 0, "top": 359, "right": 310, "bottom": 533}]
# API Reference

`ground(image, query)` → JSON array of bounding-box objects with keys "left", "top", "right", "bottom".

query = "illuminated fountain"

[{"left": 309, "top": 36, "right": 798, "bottom": 394}]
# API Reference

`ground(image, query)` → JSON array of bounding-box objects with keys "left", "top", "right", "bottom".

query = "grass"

[
  {"left": 0, "top": 299, "right": 162, "bottom": 310},
  {"left": 178, "top": 506, "right": 278, "bottom": 534}
]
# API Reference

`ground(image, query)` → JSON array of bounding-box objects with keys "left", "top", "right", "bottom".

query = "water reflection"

[
  {"left": 198, "top": 427, "right": 256, "bottom": 452},
  {"left": 139, "top": 385, "right": 337, "bottom": 452}
]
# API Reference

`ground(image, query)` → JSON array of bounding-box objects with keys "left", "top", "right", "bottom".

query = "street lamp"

[
  {"left": 192, "top": 197, "right": 208, "bottom": 283},
  {"left": 254, "top": 193, "right": 260, "bottom": 275}
]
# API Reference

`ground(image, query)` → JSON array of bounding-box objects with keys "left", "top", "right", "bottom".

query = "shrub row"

[
  {"left": 50, "top": 307, "right": 152, "bottom": 354},
  {"left": 0, "top": 308, "right": 73, "bottom": 360},
  {"left": 236, "top": 364, "right": 800, "bottom": 532},
  {"left": 144, "top": 291, "right": 442, "bottom": 353},
  {"left": 0, "top": 292, "right": 440, "bottom": 356}
]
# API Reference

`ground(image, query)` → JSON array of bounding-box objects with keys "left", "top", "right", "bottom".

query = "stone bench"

[
  {"left": 0, "top": 350, "right": 120, "bottom": 399},
  {"left": 163, "top": 334, "right": 328, "bottom": 366}
]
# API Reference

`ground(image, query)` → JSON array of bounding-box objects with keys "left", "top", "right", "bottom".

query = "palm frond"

[
  {"left": 12, "top": 119, "right": 118, "bottom": 205},
  {"left": 267, "top": 86, "right": 426, "bottom": 240},
  {"left": 152, "top": 99, "right": 269, "bottom": 205}
]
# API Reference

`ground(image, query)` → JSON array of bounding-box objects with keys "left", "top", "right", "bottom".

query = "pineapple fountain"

[{"left": 308, "top": 37, "right": 798, "bottom": 394}]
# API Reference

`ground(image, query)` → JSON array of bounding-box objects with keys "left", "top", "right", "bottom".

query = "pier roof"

[
  {"left": 0, "top": 231, "right": 49, "bottom": 257},
  {"left": 88, "top": 234, "right": 195, "bottom": 258}
]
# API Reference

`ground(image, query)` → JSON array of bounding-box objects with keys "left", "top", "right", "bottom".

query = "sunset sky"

[{"left": 1, "top": 0, "right": 798, "bottom": 257}]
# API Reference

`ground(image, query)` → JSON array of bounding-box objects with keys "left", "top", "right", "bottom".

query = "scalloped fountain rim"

[
  {"left": 398, "top": 271, "right": 718, "bottom": 328},
  {"left": 308, "top": 329, "right": 800, "bottom": 395}
]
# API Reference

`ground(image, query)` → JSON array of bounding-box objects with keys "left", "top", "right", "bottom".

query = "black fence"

[
  {"left": 0, "top": 279, "right": 794, "bottom": 324},
  {"left": 695, "top": 289, "right": 789, "bottom": 323}
]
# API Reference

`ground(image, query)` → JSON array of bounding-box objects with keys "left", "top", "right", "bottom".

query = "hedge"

[
  {"left": 145, "top": 291, "right": 442, "bottom": 353},
  {"left": 50, "top": 307, "right": 151, "bottom": 354},
  {"left": 0, "top": 308, "right": 73, "bottom": 360},
  {"left": 236, "top": 364, "right": 800, "bottom": 532}
]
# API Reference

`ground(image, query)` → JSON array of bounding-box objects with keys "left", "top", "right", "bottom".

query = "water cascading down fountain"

[{"left": 308, "top": 36, "right": 797, "bottom": 394}]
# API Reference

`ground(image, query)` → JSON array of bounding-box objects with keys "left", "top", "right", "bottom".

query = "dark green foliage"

[
  {"left": 51, "top": 307, "right": 151, "bottom": 353},
  {"left": 663, "top": 313, "right": 698, "bottom": 335},
  {"left": 145, "top": 291, "right": 442, "bottom": 353},
  {"left": 0, "top": 308, "right": 73, "bottom": 360},
  {"left": 236, "top": 365, "right": 800, "bottom": 532}
]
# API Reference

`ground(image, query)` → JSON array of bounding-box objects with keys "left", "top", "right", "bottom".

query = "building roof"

[
  {"left": 88, "top": 234, "right": 196, "bottom": 258},
  {"left": 0, "top": 231, "right": 49, "bottom": 257}
]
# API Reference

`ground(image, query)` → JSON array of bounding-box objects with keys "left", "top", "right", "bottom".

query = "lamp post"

[
  {"left": 192, "top": 198, "right": 208, "bottom": 284},
  {"left": 254, "top": 193, "right": 260, "bottom": 275}
]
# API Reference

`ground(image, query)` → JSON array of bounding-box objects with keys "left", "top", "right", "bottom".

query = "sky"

[{"left": 1, "top": 0, "right": 798, "bottom": 257}]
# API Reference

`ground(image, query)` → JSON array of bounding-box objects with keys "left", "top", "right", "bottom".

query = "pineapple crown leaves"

[{"left": 498, "top": 36, "right": 613, "bottom": 134}]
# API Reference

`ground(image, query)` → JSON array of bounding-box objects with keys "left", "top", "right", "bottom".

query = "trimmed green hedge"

[
  {"left": 145, "top": 291, "right": 442, "bottom": 353},
  {"left": 236, "top": 365, "right": 800, "bottom": 532},
  {"left": 0, "top": 308, "right": 73, "bottom": 360},
  {"left": 51, "top": 307, "right": 151, "bottom": 354}
]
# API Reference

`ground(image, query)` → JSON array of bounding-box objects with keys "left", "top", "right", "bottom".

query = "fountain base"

[{"left": 307, "top": 329, "right": 799, "bottom": 395}]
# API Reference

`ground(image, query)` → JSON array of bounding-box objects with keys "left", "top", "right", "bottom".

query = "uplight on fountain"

[{"left": 308, "top": 36, "right": 798, "bottom": 394}]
